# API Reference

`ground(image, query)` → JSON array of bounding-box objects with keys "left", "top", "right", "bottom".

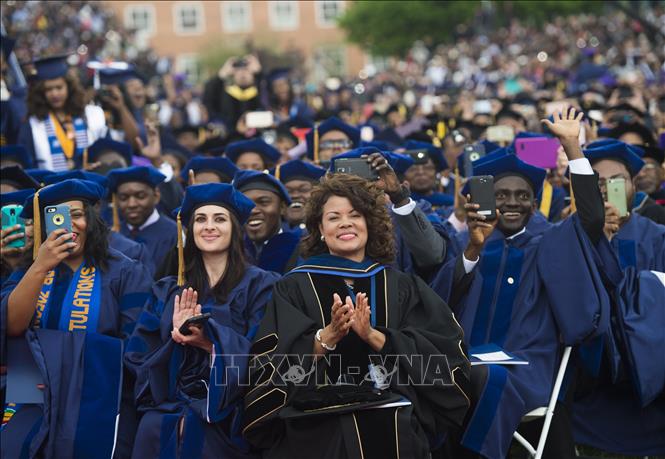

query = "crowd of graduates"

[{"left": 1, "top": 6, "right": 665, "bottom": 459}]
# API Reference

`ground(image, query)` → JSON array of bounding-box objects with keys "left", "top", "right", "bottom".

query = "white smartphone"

[{"left": 245, "top": 111, "right": 274, "bottom": 129}]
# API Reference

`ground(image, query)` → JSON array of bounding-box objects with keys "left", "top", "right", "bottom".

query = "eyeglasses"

[{"left": 319, "top": 139, "right": 353, "bottom": 150}]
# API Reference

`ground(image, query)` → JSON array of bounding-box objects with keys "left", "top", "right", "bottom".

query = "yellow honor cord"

[
  {"left": 177, "top": 211, "right": 185, "bottom": 287},
  {"left": 32, "top": 190, "right": 41, "bottom": 260},
  {"left": 111, "top": 194, "right": 121, "bottom": 232},
  {"left": 539, "top": 180, "right": 553, "bottom": 219},
  {"left": 275, "top": 164, "right": 281, "bottom": 181},
  {"left": 454, "top": 166, "right": 461, "bottom": 209},
  {"left": 82, "top": 148, "right": 89, "bottom": 170},
  {"left": 313, "top": 124, "right": 319, "bottom": 165}
]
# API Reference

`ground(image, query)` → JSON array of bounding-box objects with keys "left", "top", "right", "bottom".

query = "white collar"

[
  {"left": 263, "top": 227, "right": 283, "bottom": 245},
  {"left": 128, "top": 208, "right": 160, "bottom": 231},
  {"left": 506, "top": 226, "right": 526, "bottom": 240}
]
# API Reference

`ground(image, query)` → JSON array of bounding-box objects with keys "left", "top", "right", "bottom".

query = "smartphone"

[
  {"left": 245, "top": 111, "right": 274, "bottom": 129},
  {"left": 515, "top": 137, "right": 560, "bottom": 169},
  {"left": 99, "top": 85, "right": 114, "bottom": 99},
  {"left": 469, "top": 175, "right": 496, "bottom": 220},
  {"left": 486, "top": 125, "right": 515, "bottom": 144},
  {"left": 179, "top": 312, "right": 212, "bottom": 336},
  {"left": 460, "top": 143, "right": 486, "bottom": 177},
  {"left": 44, "top": 204, "right": 72, "bottom": 239},
  {"left": 333, "top": 157, "right": 378, "bottom": 181},
  {"left": 1, "top": 204, "right": 25, "bottom": 248},
  {"left": 607, "top": 178, "right": 628, "bottom": 218}
]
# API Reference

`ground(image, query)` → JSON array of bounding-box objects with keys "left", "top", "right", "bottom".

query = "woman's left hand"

[{"left": 350, "top": 292, "right": 372, "bottom": 341}]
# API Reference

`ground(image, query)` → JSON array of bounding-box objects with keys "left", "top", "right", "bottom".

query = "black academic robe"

[{"left": 243, "top": 255, "right": 471, "bottom": 458}]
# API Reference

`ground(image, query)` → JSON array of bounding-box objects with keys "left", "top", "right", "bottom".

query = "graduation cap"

[
  {"left": 43, "top": 170, "right": 108, "bottom": 189},
  {"left": 330, "top": 147, "right": 414, "bottom": 176},
  {"left": 1, "top": 35, "right": 15, "bottom": 60},
  {"left": 272, "top": 160, "right": 326, "bottom": 184},
  {"left": 1, "top": 166, "right": 40, "bottom": 190},
  {"left": 106, "top": 166, "right": 166, "bottom": 231},
  {"left": 305, "top": 116, "right": 361, "bottom": 163},
  {"left": 99, "top": 65, "right": 145, "bottom": 85},
  {"left": 402, "top": 140, "right": 447, "bottom": 171},
  {"left": 360, "top": 140, "right": 398, "bottom": 152},
  {"left": 1, "top": 188, "right": 36, "bottom": 208},
  {"left": 276, "top": 116, "right": 314, "bottom": 144},
  {"left": 21, "top": 179, "right": 106, "bottom": 259},
  {"left": 225, "top": 139, "right": 281, "bottom": 166},
  {"left": 495, "top": 108, "right": 527, "bottom": 124},
  {"left": 267, "top": 67, "right": 291, "bottom": 83},
  {"left": 86, "top": 138, "right": 133, "bottom": 167},
  {"left": 233, "top": 169, "right": 291, "bottom": 204},
  {"left": 31, "top": 54, "right": 70, "bottom": 81},
  {"left": 636, "top": 145, "right": 664, "bottom": 164},
  {"left": 479, "top": 139, "right": 502, "bottom": 154},
  {"left": 180, "top": 156, "right": 239, "bottom": 185},
  {"left": 25, "top": 168, "right": 53, "bottom": 186},
  {"left": 175, "top": 183, "right": 256, "bottom": 285},
  {"left": 465, "top": 151, "right": 546, "bottom": 197},
  {"left": 606, "top": 122, "right": 656, "bottom": 147},
  {"left": 1, "top": 145, "right": 34, "bottom": 169},
  {"left": 583, "top": 140, "right": 645, "bottom": 177}
]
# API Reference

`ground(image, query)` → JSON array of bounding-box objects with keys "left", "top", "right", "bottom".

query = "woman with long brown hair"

[
  {"left": 17, "top": 55, "right": 107, "bottom": 171},
  {"left": 243, "top": 173, "right": 471, "bottom": 458},
  {"left": 125, "top": 183, "right": 279, "bottom": 459}
]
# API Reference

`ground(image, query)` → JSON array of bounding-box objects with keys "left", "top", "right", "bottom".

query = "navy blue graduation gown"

[
  {"left": 244, "top": 228, "right": 302, "bottom": 275},
  {"left": 243, "top": 255, "right": 471, "bottom": 458},
  {"left": 108, "top": 231, "right": 154, "bottom": 276},
  {"left": 430, "top": 215, "right": 610, "bottom": 458},
  {"left": 572, "top": 267, "right": 665, "bottom": 456},
  {"left": 610, "top": 212, "right": 665, "bottom": 271},
  {"left": 0, "top": 249, "right": 152, "bottom": 459},
  {"left": 120, "top": 213, "right": 178, "bottom": 274},
  {"left": 124, "top": 266, "right": 279, "bottom": 459}
]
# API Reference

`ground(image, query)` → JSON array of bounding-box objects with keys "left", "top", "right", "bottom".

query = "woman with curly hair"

[
  {"left": 1, "top": 179, "right": 152, "bottom": 458},
  {"left": 243, "top": 172, "right": 471, "bottom": 458},
  {"left": 17, "top": 55, "right": 107, "bottom": 171}
]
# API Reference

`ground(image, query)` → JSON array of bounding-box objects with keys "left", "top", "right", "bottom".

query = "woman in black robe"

[{"left": 243, "top": 173, "right": 471, "bottom": 458}]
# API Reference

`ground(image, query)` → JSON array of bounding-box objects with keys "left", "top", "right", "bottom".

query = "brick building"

[{"left": 103, "top": 1, "right": 367, "bottom": 82}]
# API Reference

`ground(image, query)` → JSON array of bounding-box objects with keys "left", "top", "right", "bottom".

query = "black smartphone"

[
  {"left": 178, "top": 313, "right": 212, "bottom": 336},
  {"left": 333, "top": 157, "right": 378, "bottom": 181},
  {"left": 469, "top": 175, "right": 496, "bottom": 220},
  {"left": 461, "top": 143, "right": 486, "bottom": 177}
]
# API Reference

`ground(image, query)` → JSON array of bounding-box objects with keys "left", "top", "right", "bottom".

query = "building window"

[
  {"left": 124, "top": 4, "right": 156, "bottom": 36},
  {"left": 173, "top": 2, "right": 205, "bottom": 35},
  {"left": 222, "top": 1, "right": 252, "bottom": 32},
  {"left": 268, "top": 1, "right": 299, "bottom": 30},
  {"left": 315, "top": 1, "right": 344, "bottom": 28},
  {"left": 176, "top": 55, "right": 203, "bottom": 84}
]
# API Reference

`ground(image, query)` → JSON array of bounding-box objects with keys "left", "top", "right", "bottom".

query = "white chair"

[{"left": 512, "top": 346, "right": 573, "bottom": 459}]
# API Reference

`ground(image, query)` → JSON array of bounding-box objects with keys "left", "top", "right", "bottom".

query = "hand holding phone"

[
  {"left": 2, "top": 205, "right": 25, "bottom": 248},
  {"left": 245, "top": 111, "right": 274, "bottom": 129},
  {"left": 486, "top": 125, "right": 515, "bottom": 144},
  {"left": 333, "top": 157, "right": 379, "bottom": 181},
  {"left": 178, "top": 313, "right": 212, "bottom": 336},
  {"left": 468, "top": 175, "right": 497, "bottom": 220},
  {"left": 606, "top": 178, "right": 628, "bottom": 218},
  {"left": 44, "top": 204, "right": 73, "bottom": 240}
]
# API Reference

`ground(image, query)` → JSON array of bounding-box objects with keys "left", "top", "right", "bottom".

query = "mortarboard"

[
  {"left": 180, "top": 156, "right": 238, "bottom": 185},
  {"left": 1, "top": 145, "right": 34, "bottom": 169},
  {"left": 267, "top": 68, "right": 291, "bottom": 83},
  {"left": 1, "top": 189, "right": 36, "bottom": 208},
  {"left": 86, "top": 137, "right": 133, "bottom": 167},
  {"left": 305, "top": 116, "right": 361, "bottom": 162},
  {"left": 225, "top": 139, "right": 281, "bottom": 166},
  {"left": 31, "top": 54, "right": 70, "bottom": 81},
  {"left": 43, "top": 170, "right": 108, "bottom": 189},
  {"left": 402, "top": 140, "right": 447, "bottom": 171},
  {"left": 1, "top": 166, "right": 40, "bottom": 190},
  {"left": 584, "top": 140, "right": 645, "bottom": 177},
  {"left": 465, "top": 151, "right": 546, "bottom": 197},
  {"left": 25, "top": 168, "right": 53, "bottom": 186},
  {"left": 233, "top": 169, "right": 291, "bottom": 204},
  {"left": 330, "top": 147, "right": 414, "bottom": 176},
  {"left": 174, "top": 182, "right": 255, "bottom": 286},
  {"left": 636, "top": 145, "right": 664, "bottom": 164},
  {"left": 272, "top": 160, "right": 326, "bottom": 184},
  {"left": 21, "top": 179, "right": 106, "bottom": 258},
  {"left": 479, "top": 139, "right": 502, "bottom": 154},
  {"left": 99, "top": 65, "right": 145, "bottom": 85}
]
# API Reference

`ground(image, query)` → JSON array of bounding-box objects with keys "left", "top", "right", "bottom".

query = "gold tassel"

[
  {"left": 188, "top": 169, "right": 196, "bottom": 186},
  {"left": 111, "top": 194, "right": 120, "bottom": 232},
  {"left": 313, "top": 124, "right": 319, "bottom": 165},
  {"left": 569, "top": 176, "right": 577, "bottom": 213},
  {"left": 539, "top": 180, "right": 553, "bottom": 219},
  {"left": 437, "top": 121, "right": 446, "bottom": 140},
  {"left": 82, "top": 148, "right": 89, "bottom": 170},
  {"left": 454, "top": 166, "right": 461, "bottom": 209},
  {"left": 177, "top": 210, "right": 185, "bottom": 287},
  {"left": 32, "top": 190, "right": 41, "bottom": 260},
  {"left": 274, "top": 164, "right": 281, "bottom": 181}
]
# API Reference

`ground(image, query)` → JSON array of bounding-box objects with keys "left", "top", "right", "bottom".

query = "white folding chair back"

[{"left": 512, "top": 346, "right": 573, "bottom": 459}]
